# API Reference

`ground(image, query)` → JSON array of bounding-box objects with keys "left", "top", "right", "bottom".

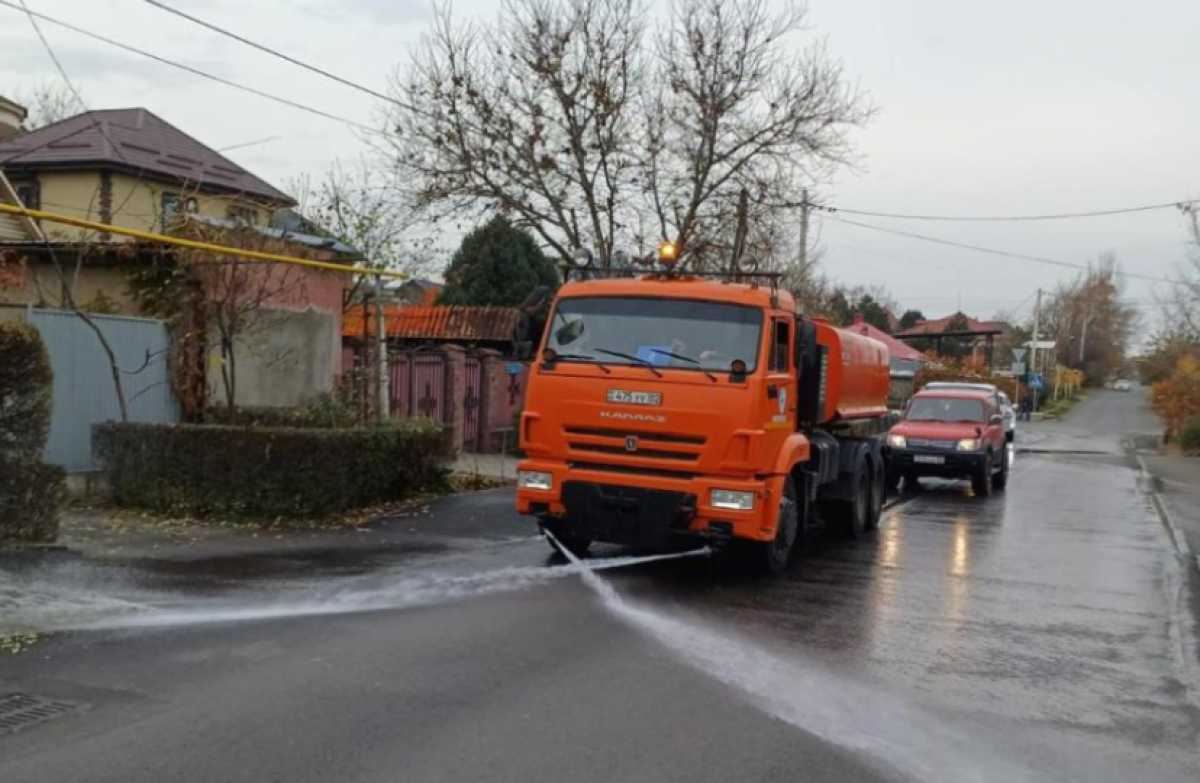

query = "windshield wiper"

[
  {"left": 594, "top": 348, "right": 663, "bottom": 377},
  {"left": 647, "top": 349, "right": 717, "bottom": 382},
  {"left": 550, "top": 353, "right": 611, "bottom": 373}
]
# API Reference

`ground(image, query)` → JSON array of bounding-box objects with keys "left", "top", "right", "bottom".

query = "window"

[
  {"left": 906, "top": 397, "right": 986, "bottom": 423},
  {"left": 546, "top": 297, "right": 763, "bottom": 372},
  {"left": 769, "top": 320, "right": 790, "bottom": 373},
  {"left": 161, "top": 192, "right": 181, "bottom": 221},
  {"left": 227, "top": 205, "right": 258, "bottom": 226},
  {"left": 11, "top": 179, "right": 39, "bottom": 210}
]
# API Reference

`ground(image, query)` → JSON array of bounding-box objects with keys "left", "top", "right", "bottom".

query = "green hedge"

[
  {"left": 0, "top": 457, "right": 65, "bottom": 544},
  {"left": 204, "top": 392, "right": 360, "bottom": 429},
  {"left": 0, "top": 323, "right": 63, "bottom": 544},
  {"left": 93, "top": 420, "right": 448, "bottom": 517}
]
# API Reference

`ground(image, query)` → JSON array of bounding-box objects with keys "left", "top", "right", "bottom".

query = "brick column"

[
  {"left": 476, "top": 348, "right": 503, "bottom": 452},
  {"left": 440, "top": 344, "right": 466, "bottom": 457}
]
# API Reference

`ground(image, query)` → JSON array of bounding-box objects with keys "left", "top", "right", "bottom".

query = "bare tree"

[
  {"left": 386, "top": 0, "right": 870, "bottom": 269},
  {"left": 289, "top": 158, "right": 437, "bottom": 309},
  {"left": 192, "top": 254, "right": 305, "bottom": 419},
  {"left": 17, "top": 81, "right": 86, "bottom": 129},
  {"left": 1044, "top": 254, "right": 1137, "bottom": 383}
]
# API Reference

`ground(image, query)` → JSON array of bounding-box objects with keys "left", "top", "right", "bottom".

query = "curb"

[{"left": 1137, "top": 455, "right": 1194, "bottom": 564}]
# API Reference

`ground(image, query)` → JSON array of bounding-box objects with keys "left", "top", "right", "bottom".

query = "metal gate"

[
  {"left": 389, "top": 351, "right": 448, "bottom": 422},
  {"left": 463, "top": 355, "right": 482, "bottom": 447},
  {"left": 28, "top": 308, "right": 180, "bottom": 472}
]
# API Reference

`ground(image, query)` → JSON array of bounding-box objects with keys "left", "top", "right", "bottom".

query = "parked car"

[
  {"left": 1114, "top": 379, "right": 1133, "bottom": 392},
  {"left": 923, "top": 381, "right": 1015, "bottom": 442},
  {"left": 886, "top": 388, "right": 1009, "bottom": 496}
]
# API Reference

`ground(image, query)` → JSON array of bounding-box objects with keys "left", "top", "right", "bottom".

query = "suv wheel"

[
  {"left": 992, "top": 448, "right": 1009, "bottom": 490},
  {"left": 972, "top": 452, "right": 993, "bottom": 497}
]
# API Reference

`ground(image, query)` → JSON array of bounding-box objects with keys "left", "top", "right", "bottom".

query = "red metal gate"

[
  {"left": 463, "top": 355, "right": 482, "bottom": 447},
  {"left": 389, "top": 352, "right": 448, "bottom": 423}
]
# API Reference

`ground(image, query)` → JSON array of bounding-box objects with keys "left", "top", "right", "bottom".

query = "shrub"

[
  {"left": 0, "top": 322, "right": 53, "bottom": 460},
  {"left": 0, "top": 323, "right": 63, "bottom": 544},
  {"left": 0, "top": 457, "right": 65, "bottom": 544},
  {"left": 93, "top": 419, "right": 448, "bottom": 517},
  {"left": 204, "top": 392, "right": 361, "bottom": 429},
  {"left": 1152, "top": 355, "right": 1200, "bottom": 440},
  {"left": 1180, "top": 416, "right": 1200, "bottom": 455}
]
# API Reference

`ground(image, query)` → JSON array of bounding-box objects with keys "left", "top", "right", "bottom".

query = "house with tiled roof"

[
  {"left": 893, "top": 311, "right": 1010, "bottom": 368},
  {"left": 0, "top": 98, "right": 349, "bottom": 415}
]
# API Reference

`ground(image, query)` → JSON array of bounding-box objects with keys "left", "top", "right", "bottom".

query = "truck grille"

[{"left": 563, "top": 425, "right": 706, "bottom": 465}]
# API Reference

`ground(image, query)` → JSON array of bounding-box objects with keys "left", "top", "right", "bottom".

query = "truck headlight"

[
  {"left": 956, "top": 438, "right": 980, "bottom": 451},
  {"left": 887, "top": 433, "right": 907, "bottom": 448},
  {"left": 711, "top": 489, "right": 755, "bottom": 511},
  {"left": 518, "top": 470, "right": 553, "bottom": 490}
]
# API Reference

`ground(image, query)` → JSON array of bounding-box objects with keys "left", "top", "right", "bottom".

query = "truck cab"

[{"left": 515, "top": 271, "right": 891, "bottom": 572}]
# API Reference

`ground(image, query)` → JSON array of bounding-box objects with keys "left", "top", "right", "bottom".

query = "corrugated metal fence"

[{"left": 29, "top": 308, "right": 180, "bottom": 472}]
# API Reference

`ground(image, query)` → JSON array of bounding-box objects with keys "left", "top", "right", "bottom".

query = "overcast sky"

[{"left": 2, "top": 0, "right": 1196, "bottom": 334}]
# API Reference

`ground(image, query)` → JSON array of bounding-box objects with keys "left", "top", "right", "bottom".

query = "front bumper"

[
  {"left": 515, "top": 460, "right": 783, "bottom": 547},
  {"left": 888, "top": 448, "right": 986, "bottom": 478}
]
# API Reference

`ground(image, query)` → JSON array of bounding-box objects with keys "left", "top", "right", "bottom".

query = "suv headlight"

[
  {"left": 887, "top": 433, "right": 907, "bottom": 448},
  {"left": 956, "top": 438, "right": 980, "bottom": 451},
  {"left": 711, "top": 489, "right": 755, "bottom": 511},
  {"left": 517, "top": 470, "right": 553, "bottom": 490}
]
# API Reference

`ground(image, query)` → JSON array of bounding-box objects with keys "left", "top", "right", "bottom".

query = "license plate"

[{"left": 914, "top": 455, "right": 945, "bottom": 465}]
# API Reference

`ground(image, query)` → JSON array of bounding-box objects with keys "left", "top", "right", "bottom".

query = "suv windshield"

[
  {"left": 907, "top": 397, "right": 986, "bottom": 422},
  {"left": 547, "top": 297, "right": 763, "bottom": 372}
]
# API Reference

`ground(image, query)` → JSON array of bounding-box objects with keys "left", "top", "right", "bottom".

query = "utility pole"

[
  {"left": 374, "top": 274, "right": 389, "bottom": 422},
  {"left": 797, "top": 188, "right": 809, "bottom": 271}
]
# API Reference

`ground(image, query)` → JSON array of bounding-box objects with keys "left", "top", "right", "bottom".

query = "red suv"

[{"left": 885, "top": 389, "right": 1009, "bottom": 496}]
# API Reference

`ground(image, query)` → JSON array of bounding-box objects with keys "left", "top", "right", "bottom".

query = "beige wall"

[{"left": 28, "top": 170, "right": 269, "bottom": 239}]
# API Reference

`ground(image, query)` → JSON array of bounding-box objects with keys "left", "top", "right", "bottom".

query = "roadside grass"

[
  {"left": 0, "top": 632, "right": 40, "bottom": 655},
  {"left": 1041, "top": 392, "right": 1088, "bottom": 419}
]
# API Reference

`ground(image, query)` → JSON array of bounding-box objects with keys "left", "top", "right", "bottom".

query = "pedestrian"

[{"left": 1019, "top": 394, "right": 1033, "bottom": 422}]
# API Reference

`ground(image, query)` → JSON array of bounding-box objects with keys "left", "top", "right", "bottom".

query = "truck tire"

[
  {"left": 756, "top": 475, "right": 799, "bottom": 575},
  {"left": 866, "top": 456, "right": 884, "bottom": 531},
  {"left": 972, "top": 452, "right": 994, "bottom": 498},
  {"left": 541, "top": 519, "right": 591, "bottom": 558},
  {"left": 839, "top": 456, "right": 870, "bottom": 539},
  {"left": 992, "top": 448, "right": 1009, "bottom": 491}
]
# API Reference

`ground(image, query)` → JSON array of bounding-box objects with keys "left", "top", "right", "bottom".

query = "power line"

[
  {"left": 0, "top": 0, "right": 381, "bottom": 135},
  {"left": 218, "top": 135, "right": 283, "bottom": 153},
  {"left": 821, "top": 200, "right": 1198, "bottom": 222},
  {"left": 143, "top": 0, "right": 407, "bottom": 109},
  {"left": 829, "top": 214, "right": 1175, "bottom": 284}
]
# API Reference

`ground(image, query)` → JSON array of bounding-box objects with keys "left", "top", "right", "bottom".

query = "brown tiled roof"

[
  {"left": 0, "top": 109, "right": 293, "bottom": 205},
  {"left": 344, "top": 305, "right": 520, "bottom": 342},
  {"left": 894, "top": 312, "right": 1007, "bottom": 337}
]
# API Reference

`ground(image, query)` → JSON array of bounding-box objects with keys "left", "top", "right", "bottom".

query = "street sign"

[
  {"left": 1025, "top": 340, "right": 1056, "bottom": 350},
  {"left": 1028, "top": 373, "right": 1045, "bottom": 391},
  {"left": 1011, "top": 361, "right": 1025, "bottom": 375},
  {"left": 1012, "top": 347, "right": 1026, "bottom": 362}
]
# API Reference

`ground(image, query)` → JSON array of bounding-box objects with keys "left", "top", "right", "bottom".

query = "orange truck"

[{"left": 515, "top": 258, "right": 892, "bottom": 573}]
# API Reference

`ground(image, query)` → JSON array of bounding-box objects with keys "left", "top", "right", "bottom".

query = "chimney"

[{"left": 0, "top": 96, "right": 28, "bottom": 142}]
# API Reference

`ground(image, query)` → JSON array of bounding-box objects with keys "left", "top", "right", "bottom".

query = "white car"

[
  {"left": 1114, "top": 379, "right": 1133, "bottom": 392},
  {"left": 923, "top": 381, "right": 1016, "bottom": 442}
]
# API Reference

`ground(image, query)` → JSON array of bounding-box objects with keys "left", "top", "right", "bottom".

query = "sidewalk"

[
  {"left": 1141, "top": 452, "right": 1200, "bottom": 563},
  {"left": 452, "top": 451, "right": 520, "bottom": 482}
]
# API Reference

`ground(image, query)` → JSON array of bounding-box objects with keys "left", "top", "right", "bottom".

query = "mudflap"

[{"left": 561, "top": 481, "right": 698, "bottom": 551}]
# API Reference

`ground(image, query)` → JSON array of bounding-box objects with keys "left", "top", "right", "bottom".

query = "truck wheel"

[
  {"left": 839, "top": 458, "right": 870, "bottom": 540},
  {"left": 866, "top": 457, "right": 884, "bottom": 531},
  {"left": 972, "top": 453, "right": 993, "bottom": 498},
  {"left": 992, "top": 448, "right": 1009, "bottom": 491},
  {"left": 757, "top": 475, "right": 799, "bottom": 575},
  {"left": 541, "top": 519, "right": 591, "bottom": 558}
]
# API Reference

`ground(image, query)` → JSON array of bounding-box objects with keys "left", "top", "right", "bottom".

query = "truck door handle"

[{"left": 767, "top": 385, "right": 778, "bottom": 399}]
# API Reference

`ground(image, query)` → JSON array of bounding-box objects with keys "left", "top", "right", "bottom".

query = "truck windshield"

[
  {"left": 547, "top": 297, "right": 763, "bottom": 372},
  {"left": 906, "top": 397, "right": 986, "bottom": 422}
]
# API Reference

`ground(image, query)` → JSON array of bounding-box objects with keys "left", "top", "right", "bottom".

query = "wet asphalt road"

[{"left": 2, "top": 391, "right": 1198, "bottom": 782}]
